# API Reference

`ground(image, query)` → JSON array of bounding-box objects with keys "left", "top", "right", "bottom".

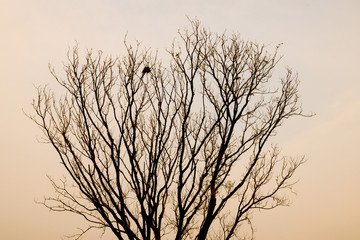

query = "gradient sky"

[{"left": 1, "top": 0, "right": 359, "bottom": 239}]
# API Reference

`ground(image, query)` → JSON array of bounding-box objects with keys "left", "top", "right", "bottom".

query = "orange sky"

[{"left": 1, "top": 0, "right": 360, "bottom": 239}]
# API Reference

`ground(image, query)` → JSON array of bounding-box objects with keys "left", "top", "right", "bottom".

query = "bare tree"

[{"left": 29, "top": 19, "right": 309, "bottom": 240}]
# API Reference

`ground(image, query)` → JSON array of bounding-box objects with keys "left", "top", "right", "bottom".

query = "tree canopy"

[{"left": 29, "top": 19, "right": 309, "bottom": 240}]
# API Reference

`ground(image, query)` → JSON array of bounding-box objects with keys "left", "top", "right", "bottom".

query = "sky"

[{"left": 1, "top": 0, "right": 359, "bottom": 239}]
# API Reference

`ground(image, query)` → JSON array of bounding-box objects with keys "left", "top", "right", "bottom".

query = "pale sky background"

[{"left": 1, "top": 0, "right": 359, "bottom": 239}]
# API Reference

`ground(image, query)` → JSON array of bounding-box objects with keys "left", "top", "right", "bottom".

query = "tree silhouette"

[{"left": 29, "top": 19, "right": 309, "bottom": 240}]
